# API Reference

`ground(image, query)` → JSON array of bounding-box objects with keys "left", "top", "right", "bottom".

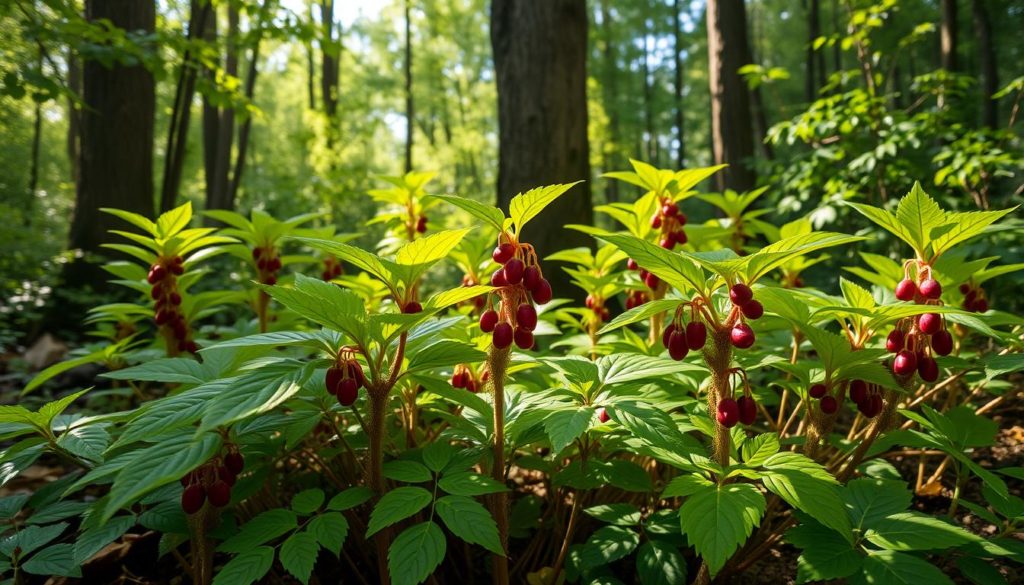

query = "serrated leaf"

[
  {"left": 679, "top": 483, "right": 765, "bottom": 576},
  {"left": 583, "top": 504, "right": 642, "bottom": 526},
  {"left": 786, "top": 521, "right": 862, "bottom": 583},
  {"left": 433, "top": 194, "right": 506, "bottom": 232},
  {"left": 855, "top": 549, "right": 953, "bottom": 585},
  {"left": 74, "top": 515, "right": 135, "bottom": 564},
  {"left": 327, "top": 486, "right": 373, "bottom": 511},
  {"left": 595, "top": 232, "right": 706, "bottom": 293},
  {"left": 388, "top": 521, "right": 446, "bottom": 585},
  {"left": 741, "top": 434, "right": 780, "bottom": 467},
  {"left": 578, "top": 525, "right": 640, "bottom": 569},
  {"left": 662, "top": 474, "right": 714, "bottom": 498},
  {"left": 636, "top": 540, "right": 687, "bottom": 585},
  {"left": 212, "top": 546, "right": 275, "bottom": 585},
  {"left": 543, "top": 407, "right": 595, "bottom": 454},
  {"left": 280, "top": 531, "right": 319, "bottom": 584},
  {"left": 421, "top": 441, "right": 452, "bottom": 473},
  {"left": 383, "top": 460, "right": 433, "bottom": 483},
  {"left": 0, "top": 522, "right": 68, "bottom": 557},
  {"left": 309, "top": 512, "right": 348, "bottom": 555},
  {"left": 437, "top": 472, "right": 508, "bottom": 496},
  {"left": 406, "top": 340, "right": 486, "bottom": 375},
  {"left": 509, "top": 183, "right": 581, "bottom": 234},
  {"left": 598, "top": 299, "right": 681, "bottom": 335},
  {"left": 218, "top": 509, "right": 298, "bottom": 553},
  {"left": 292, "top": 489, "right": 325, "bottom": 514},
  {"left": 22, "top": 543, "right": 81, "bottom": 578},
  {"left": 865, "top": 512, "right": 981, "bottom": 551},
  {"left": 396, "top": 229, "right": 470, "bottom": 266},
  {"left": 761, "top": 453, "right": 851, "bottom": 540},
  {"left": 367, "top": 487, "right": 433, "bottom": 537},
  {"left": 435, "top": 495, "right": 503, "bottom": 555},
  {"left": 843, "top": 478, "right": 912, "bottom": 530}
]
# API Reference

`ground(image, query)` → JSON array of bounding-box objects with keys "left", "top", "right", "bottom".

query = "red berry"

[
  {"left": 493, "top": 322, "right": 513, "bottom": 349},
  {"left": 918, "top": 313, "right": 941, "bottom": 335},
  {"left": 729, "top": 283, "right": 753, "bottom": 306},
  {"left": 974, "top": 299, "right": 989, "bottom": 312},
  {"left": 403, "top": 301, "right": 423, "bottom": 314},
  {"left": 686, "top": 321, "right": 707, "bottom": 350},
  {"left": 169, "top": 292, "right": 182, "bottom": 305},
  {"left": 337, "top": 378, "right": 359, "bottom": 405},
  {"left": 465, "top": 378, "right": 478, "bottom": 392},
  {"left": 252, "top": 248, "right": 262, "bottom": 259},
  {"left": 662, "top": 324, "right": 676, "bottom": 349},
  {"left": 741, "top": 300, "right": 764, "bottom": 320},
  {"left": 264, "top": 275, "right": 277, "bottom": 285},
  {"left": 504, "top": 258, "right": 525, "bottom": 285},
  {"left": 269, "top": 257, "right": 282, "bottom": 272},
  {"left": 659, "top": 237, "right": 675, "bottom": 250},
  {"left": 492, "top": 243, "right": 515, "bottom": 264},
  {"left": 348, "top": 362, "right": 366, "bottom": 388},
  {"left": 514, "top": 327, "right": 534, "bottom": 350},
  {"left": 207, "top": 480, "right": 231, "bottom": 507},
  {"left": 651, "top": 214, "right": 662, "bottom": 229},
  {"left": 523, "top": 265, "right": 541, "bottom": 290},
  {"left": 676, "top": 212, "right": 688, "bottom": 226},
  {"left": 820, "top": 395, "right": 838, "bottom": 414},
  {"left": 931, "top": 330, "right": 953, "bottom": 356},
  {"left": 597, "top": 407, "right": 610, "bottom": 423},
  {"left": 181, "top": 484, "right": 206, "bottom": 515},
  {"left": 737, "top": 396, "right": 757, "bottom": 425},
  {"left": 326, "top": 367, "right": 343, "bottom": 394},
  {"left": 644, "top": 272, "right": 660, "bottom": 288},
  {"left": 958, "top": 283, "right": 971, "bottom": 294},
  {"left": 895, "top": 279, "right": 917, "bottom": 301},
  {"left": 662, "top": 201, "right": 678, "bottom": 216},
  {"left": 180, "top": 470, "right": 196, "bottom": 487},
  {"left": 480, "top": 309, "right": 499, "bottom": 333},
  {"left": 730, "top": 323, "right": 755, "bottom": 349},
  {"left": 224, "top": 452, "right": 244, "bottom": 475},
  {"left": 868, "top": 394, "right": 884, "bottom": 417},
  {"left": 917, "top": 355, "right": 939, "bottom": 382},
  {"left": 585, "top": 295, "right": 595, "bottom": 309},
  {"left": 716, "top": 398, "right": 739, "bottom": 428},
  {"left": 668, "top": 330, "right": 688, "bottom": 361},
  {"left": 416, "top": 215, "right": 428, "bottom": 233},
  {"left": 886, "top": 330, "right": 904, "bottom": 353},
  {"left": 809, "top": 383, "right": 827, "bottom": 399},
  {"left": 893, "top": 350, "right": 917, "bottom": 376},
  {"left": 516, "top": 304, "right": 538, "bottom": 331},
  {"left": 850, "top": 380, "right": 868, "bottom": 404},
  {"left": 151, "top": 285, "right": 162, "bottom": 300},
  {"left": 532, "top": 279, "right": 553, "bottom": 305},
  {"left": 919, "top": 278, "right": 941, "bottom": 299},
  {"left": 147, "top": 264, "right": 166, "bottom": 284},
  {"left": 186, "top": 341, "right": 199, "bottom": 354},
  {"left": 672, "top": 230, "right": 688, "bottom": 245},
  {"left": 490, "top": 268, "right": 508, "bottom": 287},
  {"left": 626, "top": 258, "right": 639, "bottom": 271},
  {"left": 219, "top": 465, "right": 237, "bottom": 487}
]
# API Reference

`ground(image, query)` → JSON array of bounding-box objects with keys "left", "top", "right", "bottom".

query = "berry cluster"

[
  {"left": 887, "top": 264, "right": 951, "bottom": 382},
  {"left": 326, "top": 350, "right": 367, "bottom": 406},
  {"left": 450, "top": 364, "right": 488, "bottom": 392},
  {"left": 716, "top": 369, "right": 758, "bottom": 428},
  {"left": 624, "top": 258, "right": 662, "bottom": 291},
  {"left": 321, "top": 256, "right": 344, "bottom": 281},
  {"left": 848, "top": 379, "right": 883, "bottom": 418},
  {"left": 728, "top": 283, "right": 763, "bottom": 349},
  {"left": 959, "top": 282, "right": 989, "bottom": 313},
  {"left": 624, "top": 289, "right": 649, "bottom": 310},
  {"left": 479, "top": 239, "right": 552, "bottom": 350},
  {"left": 651, "top": 197, "right": 688, "bottom": 250},
  {"left": 149, "top": 256, "right": 198, "bottom": 354},
  {"left": 180, "top": 445, "right": 245, "bottom": 515},
  {"left": 585, "top": 294, "right": 611, "bottom": 324},
  {"left": 661, "top": 305, "right": 708, "bottom": 361},
  {"left": 808, "top": 382, "right": 840, "bottom": 415},
  {"left": 253, "top": 246, "right": 283, "bottom": 286}
]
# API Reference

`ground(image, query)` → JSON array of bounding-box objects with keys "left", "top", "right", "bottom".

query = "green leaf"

[
  {"left": 24, "top": 349, "right": 108, "bottom": 395},
  {"left": 957, "top": 556, "right": 1007, "bottom": 585},
  {"left": 741, "top": 434, "right": 780, "bottom": 467},
  {"left": 406, "top": 341, "right": 486, "bottom": 375},
  {"left": 854, "top": 549, "right": 953, "bottom": 585},
  {"left": 598, "top": 352, "right": 700, "bottom": 385},
  {"left": 309, "top": 512, "right": 348, "bottom": 555},
  {"left": 327, "top": 487, "right": 373, "bottom": 511},
  {"left": 74, "top": 515, "right": 135, "bottom": 564},
  {"left": 597, "top": 299, "right": 681, "bottom": 335},
  {"left": 212, "top": 546, "right": 275, "bottom": 585},
  {"left": 433, "top": 194, "right": 506, "bottom": 232},
  {"left": 595, "top": 232, "right": 706, "bottom": 293},
  {"left": 608, "top": 401, "right": 691, "bottom": 453},
  {"left": 22, "top": 544, "right": 81, "bottom": 578},
  {"left": 388, "top": 521, "right": 446, "bottom": 585},
  {"left": 662, "top": 474, "right": 714, "bottom": 498},
  {"left": 280, "top": 531, "right": 319, "bottom": 585},
  {"left": 865, "top": 512, "right": 981, "bottom": 551},
  {"left": 930, "top": 207, "right": 1017, "bottom": 256},
  {"left": 396, "top": 229, "right": 470, "bottom": 266},
  {"left": 679, "top": 483, "right": 765, "bottom": 577},
  {"left": 101, "top": 207, "right": 157, "bottom": 236},
  {"left": 0, "top": 522, "right": 67, "bottom": 557},
  {"left": 761, "top": 453, "right": 851, "bottom": 540},
  {"left": 583, "top": 504, "right": 642, "bottom": 526},
  {"left": 199, "top": 361, "right": 313, "bottom": 433},
  {"left": 578, "top": 525, "right": 641, "bottom": 569},
  {"left": 895, "top": 183, "right": 946, "bottom": 255},
  {"left": 636, "top": 540, "right": 687, "bottom": 585},
  {"left": 383, "top": 460, "right": 433, "bottom": 484},
  {"left": 367, "top": 487, "right": 433, "bottom": 537},
  {"left": 786, "top": 521, "right": 862, "bottom": 583},
  {"left": 218, "top": 509, "right": 298, "bottom": 553},
  {"left": 421, "top": 441, "right": 452, "bottom": 473},
  {"left": 435, "top": 495, "right": 504, "bottom": 555},
  {"left": 156, "top": 202, "right": 193, "bottom": 238},
  {"left": 509, "top": 183, "right": 581, "bottom": 234},
  {"left": 292, "top": 489, "right": 325, "bottom": 515},
  {"left": 543, "top": 407, "right": 595, "bottom": 454},
  {"left": 437, "top": 472, "right": 509, "bottom": 496},
  {"left": 261, "top": 274, "right": 367, "bottom": 341},
  {"left": 843, "top": 478, "right": 912, "bottom": 530}
]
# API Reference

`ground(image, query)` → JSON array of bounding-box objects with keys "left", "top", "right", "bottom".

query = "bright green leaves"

[
  {"left": 865, "top": 512, "right": 982, "bottom": 551},
  {"left": 367, "top": 487, "right": 433, "bottom": 537},
  {"left": 843, "top": 478, "right": 912, "bottom": 531},
  {"left": 786, "top": 520, "right": 863, "bottom": 583},
  {"left": 854, "top": 550, "right": 955, "bottom": 585},
  {"left": 636, "top": 540, "right": 688, "bottom": 585},
  {"left": 760, "top": 452, "right": 852, "bottom": 539},
  {"left": 0, "top": 389, "right": 89, "bottom": 436},
  {"left": 679, "top": 483, "right": 766, "bottom": 577},
  {"left": 262, "top": 273, "right": 368, "bottom": 341},
  {"left": 848, "top": 182, "right": 1017, "bottom": 260},
  {"left": 103, "top": 202, "right": 236, "bottom": 262},
  {"left": 279, "top": 532, "right": 318, "bottom": 584},
  {"left": 433, "top": 194, "right": 506, "bottom": 232},
  {"left": 389, "top": 521, "right": 446, "bottom": 585},
  {"left": 220, "top": 509, "right": 299, "bottom": 553},
  {"left": 593, "top": 231, "right": 707, "bottom": 294},
  {"left": 434, "top": 495, "right": 503, "bottom": 554},
  {"left": 508, "top": 182, "right": 582, "bottom": 235}
]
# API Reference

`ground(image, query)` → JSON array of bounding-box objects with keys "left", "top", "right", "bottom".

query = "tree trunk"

[
  {"left": 320, "top": 0, "right": 339, "bottom": 120},
  {"left": 306, "top": 2, "right": 316, "bottom": 110},
  {"left": 641, "top": 13, "right": 656, "bottom": 165},
  {"left": 404, "top": 0, "right": 414, "bottom": 173},
  {"left": 971, "top": 0, "right": 997, "bottom": 128},
  {"left": 66, "top": 48, "right": 81, "bottom": 185},
  {"left": 28, "top": 49, "right": 42, "bottom": 209},
  {"left": 599, "top": 0, "right": 620, "bottom": 202},
  {"left": 66, "top": 0, "right": 155, "bottom": 287},
  {"left": 705, "top": 0, "right": 756, "bottom": 192},
  {"left": 673, "top": 0, "right": 685, "bottom": 169},
  {"left": 940, "top": 0, "right": 958, "bottom": 72},
  {"left": 204, "top": 4, "right": 238, "bottom": 213},
  {"left": 831, "top": 0, "right": 842, "bottom": 74},
  {"left": 491, "top": 0, "right": 593, "bottom": 298},
  {"left": 806, "top": 0, "right": 821, "bottom": 102}
]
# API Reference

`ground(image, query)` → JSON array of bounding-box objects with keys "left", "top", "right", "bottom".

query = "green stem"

[{"left": 487, "top": 344, "right": 512, "bottom": 585}]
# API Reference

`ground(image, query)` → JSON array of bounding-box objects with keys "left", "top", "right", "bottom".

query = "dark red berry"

[
  {"left": 493, "top": 322, "right": 513, "bottom": 349},
  {"left": 893, "top": 350, "right": 918, "bottom": 376},
  {"left": 480, "top": 309, "right": 499, "bottom": 333},
  {"left": 597, "top": 407, "right": 610, "bottom": 423},
  {"left": 207, "top": 480, "right": 231, "bottom": 507},
  {"left": 741, "top": 300, "right": 764, "bottom": 320},
  {"left": 958, "top": 283, "right": 971, "bottom": 294},
  {"left": 626, "top": 258, "right": 639, "bottom": 271},
  {"left": 169, "top": 292, "right": 182, "bottom": 306},
  {"left": 895, "top": 279, "right": 917, "bottom": 301},
  {"left": 651, "top": 214, "right": 662, "bottom": 229},
  {"left": 931, "top": 330, "right": 953, "bottom": 356},
  {"left": 974, "top": 299, "right": 989, "bottom": 312},
  {"left": 659, "top": 237, "right": 674, "bottom": 250},
  {"left": 180, "top": 470, "right": 196, "bottom": 487},
  {"left": 219, "top": 465, "right": 237, "bottom": 487},
  {"left": 403, "top": 301, "right": 423, "bottom": 314},
  {"left": 730, "top": 323, "right": 755, "bottom": 349},
  {"left": 809, "top": 384, "right": 827, "bottom": 399},
  {"left": 490, "top": 269, "right": 508, "bottom": 287},
  {"left": 269, "top": 257, "right": 282, "bottom": 272},
  {"left": 849, "top": 380, "right": 868, "bottom": 404},
  {"left": 416, "top": 215, "right": 428, "bottom": 233},
  {"left": 662, "top": 324, "right": 676, "bottom": 349},
  {"left": 147, "top": 264, "right": 166, "bottom": 284},
  {"left": 886, "top": 330, "right": 904, "bottom": 353},
  {"left": 532, "top": 279, "right": 553, "bottom": 305},
  {"left": 465, "top": 378, "right": 478, "bottom": 392},
  {"left": 264, "top": 275, "right": 277, "bottom": 285},
  {"left": 729, "top": 283, "right": 753, "bottom": 306},
  {"left": 686, "top": 321, "right": 707, "bottom": 350},
  {"left": 516, "top": 304, "right": 538, "bottom": 331},
  {"left": 224, "top": 452, "right": 244, "bottom": 475},
  {"left": 820, "top": 395, "right": 838, "bottom": 415},
  {"left": 181, "top": 484, "right": 206, "bottom": 515},
  {"left": 337, "top": 378, "right": 359, "bottom": 406},
  {"left": 868, "top": 394, "right": 883, "bottom": 417},
  {"left": 668, "top": 330, "right": 688, "bottom": 361},
  {"left": 644, "top": 272, "right": 660, "bottom": 288},
  {"left": 716, "top": 398, "right": 739, "bottom": 428},
  {"left": 917, "top": 355, "right": 939, "bottom": 382},
  {"left": 504, "top": 258, "right": 525, "bottom": 285},
  {"left": 672, "top": 230, "right": 687, "bottom": 245},
  {"left": 451, "top": 371, "right": 465, "bottom": 388},
  {"left": 919, "top": 278, "right": 941, "bottom": 299},
  {"left": 585, "top": 295, "right": 595, "bottom": 309},
  {"left": 492, "top": 243, "right": 515, "bottom": 264},
  {"left": 737, "top": 396, "right": 757, "bottom": 425},
  {"left": 523, "top": 265, "right": 541, "bottom": 290},
  {"left": 252, "top": 248, "right": 262, "bottom": 259},
  {"left": 349, "top": 363, "right": 366, "bottom": 388},
  {"left": 513, "top": 327, "right": 534, "bottom": 350},
  {"left": 326, "top": 367, "right": 343, "bottom": 394},
  {"left": 918, "top": 313, "right": 941, "bottom": 335}
]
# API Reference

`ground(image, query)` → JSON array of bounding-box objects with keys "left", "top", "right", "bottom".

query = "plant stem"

[
  {"left": 487, "top": 344, "right": 512, "bottom": 585},
  {"left": 367, "top": 391, "right": 392, "bottom": 585}
]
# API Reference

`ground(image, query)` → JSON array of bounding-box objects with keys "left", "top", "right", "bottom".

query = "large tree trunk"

[
  {"left": 673, "top": 0, "right": 685, "bottom": 169},
  {"left": 66, "top": 0, "right": 155, "bottom": 287},
  {"left": 940, "top": 0, "right": 958, "bottom": 72},
  {"left": 806, "top": 0, "right": 821, "bottom": 102},
  {"left": 971, "top": 0, "right": 998, "bottom": 128},
  {"left": 641, "top": 13, "right": 656, "bottom": 165},
  {"left": 599, "top": 0, "right": 620, "bottom": 202},
  {"left": 705, "top": 0, "right": 756, "bottom": 192},
  {"left": 491, "top": 0, "right": 593, "bottom": 298},
  {"left": 320, "top": 0, "right": 339, "bottom": 121},
  {"left": 66, "top": 48, "right": 81, "bottom": 185},
  {"left": 404, "top": 0, "right": 414, "bottom": 173},
  {"left": 204, "top": 4, "right": 238, "bottom": 213}
]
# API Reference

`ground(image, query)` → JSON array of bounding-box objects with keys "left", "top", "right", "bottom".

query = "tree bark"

[
  {"left": 66, "top": 0, "right": 155, "bottom": 287},
  {"left": 641, "top": 13, "right": 656, "bottom": 165},
  {"left": 404, "top": 0, "right": 414, "bottom": 173},
  {"left": 705, "top": 0, "right": 756, "bottom": 191},
  {"left": 971, "top": 0, "right": 998, "bottom": 128},
  {"left": 940, "top": 0, "right": 958, "bottom": 73},
  {"left": 599, "top": 0, "right": 620, "bottom": 202},
  {"left": 320, "top": 0, "right": 339, "bottom": 120},
  {"left": 806, "top": 0, "right": 821, "bottom": 102},
  {"left": 491, "top": 0, "right": 593, "bottom": 298},
  {"left": 66, "top": 48, "right": 81, "bottom": 185},
  {"left": 673, "top": 0, "right": 685, "bottom": 169}
]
